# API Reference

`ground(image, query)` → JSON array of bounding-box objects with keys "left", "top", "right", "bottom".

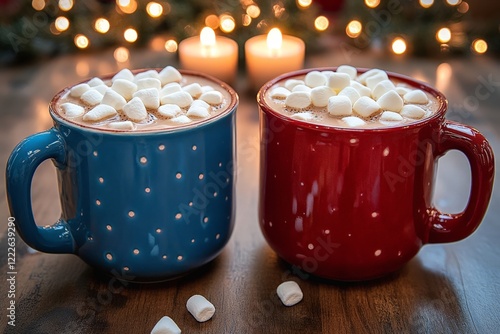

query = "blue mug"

[{"left": 6, "top": 70, "right": 238, "bottom": 282}]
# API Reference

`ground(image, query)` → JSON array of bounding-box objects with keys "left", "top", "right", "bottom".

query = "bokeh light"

[
  {"left": 205, "top": 14, "right": 220, "bottom": 29},
  {"left": 164, "top": 39, "right": 178, "bottom": 53},
  {"left": 114, "top": 47, "right": 129, "bottom": 62},
  {"left": 246, "top": 5, "right": 261, "bottom": 18},
  {"left": 124, "top": 28, "right": 138, "bottom": 42},
  {"left": 146, "top": 2, "right": 163, "bottom": 18},
  {"left": 74, "top": 34, "right": 89, "bottom": 49},
  {"left": 392, "top": 37, "right": 407, "bottom": 55},
  {"left": 436, "top": 28, "right": 451, "bottom": 43},
  {"left": 472, "top": 39, "right": 488, "bottom": 54},
  {"left": 419, "top": 0, "right": 434, "bottom": 8},
  {"left": 55, "top": 16, "right": 70, "bottom": 32},
  {"left": 365, "top": 0, "right": 380, "bottom": 8},
  {"left": 446, "top": 0, "right": 461, "bottom": 5},
  {"left": 32, "top": 0, "right": 45, "bottom": 11},
  {"left": 59, "top": 0, "right": 73, "bottom": 11},
  {"left": 220, "top": 15, "right": 236, "bottom": 33},
  {"left": 297, "top": 0, "right": 312, "bottom": 8},
  {"left": 118, "top": 0, "right": 137, "bottom": 14},
  {"left": 346, "top": 20, "right": 362, "bottom": 38},
  {"left": 314, "top": 16, "right": 329, "bottom": 32},
  {"left": 94, "top": 18, "right": 110, "bottom": 34}
]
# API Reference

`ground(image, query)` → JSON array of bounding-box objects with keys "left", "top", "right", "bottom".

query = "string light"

[
  {"left": 392, "top": 37, "right": 407, "bottom": 55},
  {"left": 55, "top": 16, "right": 70, "bottom": 32},
  {"left": 472, "top": 39, "right": 488, "bottom": 54},
  {"left": 32, "top": 0, "right": 45, "bottom": 11},
  {"left": 74, "top": 34, "right": 89, "bottom": 49},
  {"left": 297, "top": 0, "right": 312, "bottom": 8},
  {"left": 242, "top": 14, "right": 252, "bottom": 27},
  {"left": 419, "top": 0, "right": 434, "bottom": 8},
  {"left": 365, "top": 0, "right": 380, "bottom": 8},
  {"left": 246, "top": 5, "right": 261, "bottom": 18},
  {"left": 114, "top": 47, "right": 129, "bottom": 62},
  {"left": 346, "top": 20, "right": 362, "bottom": 38},
  {"left": 59, "top": 0, "right": 73, "bottom": 11},
  {"left": 446, "top": 0, "right": 461, "bottom": 6},
  {"left": 164, "top": 39, "right": 178, "bottom": 53},
  {"left": 94, "top": 18, "right": 110, "bottom": 34},
  {"left": 118, "top": 0, "right": 137, "bottom": 14},
  {"left": 205, "top": 15, "right": 219, "bottom": 29},
  {"left": 457, "top": 2, "right": 469, "bottom": 13},
  {"left": 124, "top": 28, "right": 138, "bottom": 42},
  {"left": 219, "top": 14, "right": 236, "bottom": 33},
  {"left": 436, "top": 28, "right": 451, "bottom": 43},
  {"left": 146, "top": 2, "right": 163, "bottom": 18},
  {"left": 314, "top": 16, "right": 329, "bottom": 32}
]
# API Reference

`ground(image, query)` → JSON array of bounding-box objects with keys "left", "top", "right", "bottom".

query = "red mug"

[{"left": 257, "top": 68, "right": 495, "bottom": 281}]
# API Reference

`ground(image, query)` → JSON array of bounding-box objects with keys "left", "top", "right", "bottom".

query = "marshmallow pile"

[
  {"left": 270, "top": 65, "right": 431, "bottom": 127},
  {"left": 60, "top": 66, "right": 224, "bottom": 130}
]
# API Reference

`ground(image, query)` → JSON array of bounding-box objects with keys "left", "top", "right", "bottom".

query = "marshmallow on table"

[
  {"left": 270, "top": 87, "right": 291, "bottom": 99},
  {"left": 186, "top": 295, "right": 216, "bottom": 322},
  {"left": 112, "top": 68, "right": 134, "bottom": 82},
  {"left": 133, "top": 88, "right": 160, "bottom": 109},
  {"left": 136, "top": 78, "right": 161, "bottom": 92},
  {"left": 311, "top": 86, "right": 335, "bottom": 107},
  {"left": 83, "top": 105, "right": 117, "bottom": 122},
  {"left": 350, "top": 81, "right": 371, "bottom": 97},
  {"left": 159, "top": 66, "right": 182, "bottom": 85},
  {"left": 353, "top": 96, "right": 381, "bottom": 118},
  {"left": 108, "top": 121, "right": 135, "bottom": 130},
  {"left": 291, "top": 112, "right": 314, "bottom": 121},
  {"left": 285, "top": 91, "right": 311, "bottom": 109},
  {"left": 277, "top": 281, "right": 303, "bottom": 307},
  {"left": 372, "top": 80, "right": 396, "bottom": 100},
  {"left": 338, "top": 86, "right": 361, "bottom": 104},
  {"left": 161, "top": 83, "right": 182, "bottom": 97},
  {"left": 123, "top": 97, "right": 148, "bottom": 122},
  {"left": 292, "top": 84, "right": 312, "bottom": 93},
  {"left": 182, "top": 83, "right": 203, "bottom": 98},
  {"left": 87, "top": 77, "right": 105, "bottom": 87},
  {"left": 404, "top": 89, "right": 429, "bottom": 104},
  {"left": 400, "top": 105, "right": 426, "bottom": 119},
  {"left": 80, "top": 90, "right": 104, "bottom": 106},
  {"left": 102, "top": 89, "right": 127, "bottom": 110},
  {"left": 93, "top": 84, "right": 109, "bottom": 95},
  {"left": 284, "top": 79, "right": 304, "bottom": 91},
  {"left": 357, "top": 69, "right": 384, "bottom": 84},
  {"left": 158, "top": 104, "right": 181, "bottom": 118},
  {"left": 134, "top": 69, "right": 160, "bottom": 82},
  {"left": 342, "top": 116, "right": 366, "bottom": 127},
  {"left": 304, "top": 71, "right": 327, "bottom": 88},
  {"left": 365, "top": 71, "right": 389, "bottom": 90},
  {"left": 187, "top": 103, "right": 210, "bottom": 118},
  {"left": 171, "top": 115, "right": 192, "bottom": 123},
  {"left": 380, "top": 111, "right": 403, "bottom": 122},
  {"left": 327, "top": 73, "right": 351, "bottom": 92},
  {"left": 336, "top": 65, "right": 357, "bottom": 79},
  {"left": 112, "top": 79, "right": 138, "bottom": 100},
  {"left": 69, "top": 83, "right": 90, "bottom": 98},
  {"left": 395, "top": 86, "right": 411, "bottom": 96},
  {"left": 201, "top": 85, "right": 215, "bottom": 93},
  {"left": 377, "top": 90, "right": 403, "bottom": 112},
  {"left": 150, "top": 316, "right": 181, "bottom": 334},
  {"left": 199, "top": 91, "right": 223, "bottom": 105},
  {"left": 327, "top": 95, "right": 352, "bottom": 116},
  {"left": 161, "top": 91, "right": 193, "bottom": 108},
  {"left": 60, "top": 102, "right": 84, "bottom": 117}
]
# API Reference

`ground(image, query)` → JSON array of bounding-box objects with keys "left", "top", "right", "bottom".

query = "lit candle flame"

[
  {"left": 200, "top": 27, "right": 216, "bottom": 57},
  {"left": 267, "top": 28, "right": 282, "bottom": 56}
]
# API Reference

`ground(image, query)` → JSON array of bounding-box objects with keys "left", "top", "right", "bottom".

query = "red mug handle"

[{"left": 426, "top": 120, "right": 494, "bottom": 243}]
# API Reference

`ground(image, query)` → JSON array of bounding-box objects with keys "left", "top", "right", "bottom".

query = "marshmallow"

[
  {"left": 161, "top": 91, "right": 193, "bottom": 108},
  {"left": 270, "top": 87, "right": 291, "bottom": 99},
  {"left": 112, "top": 68, "right": 134, "bottom": 82},
  {"left": 159, "top": 66, "right": 182, "bottom": 85},
  {"left": 350, "top": 81, "right": 371, "bottom": 97},
  {"left": 365, "top": 71, "right": 389, "bottom": 89},
  {"left": 372, "top": 80, "right": 396, "bottom": 100},
  {"left": 342, "top": 116, "right": 366, "bottom": 127},
  {"left": 400, "top": 105, "right": 426, "bottom": 119},
  {"left": 191, "top": 99, "right": 210, "bottom": 109},
  {"left": 277, "top": 281, "right": 303, "bottom": 307},
  {"left": 102, "top": 89, "right": 127, "bottom": 110},
  {"left": 321, "top": 70, "right": 335, "bottom": 79},
  {"left": 158, "top": 104, "right": 181, "bottom": 118},
  {"left": 93, "top": 84, "right": 109, "bottom": 95},
  {"left": 284, "top": 79, "right": 305, "bottom": 91},
  {"left": 69, "top": 83, "right": 91, "bottom": 98},
  {"left": 292, "top": 84, "right": 312, "bottom": 93},
  {"left": 182, "top": 83, "right": 203, "bottom": 98},
  {"left": 357, "top": 68, "right": 385, "bottom": 84},
  {"left": 136, "top": 78, "right": 161, "bottom": 92},
  {"left": 285, "top": 91, "right": 311, "bottom": 109},
  {"left": 199, "top": 91, "right": 223, "bottom": 105},
  {"left": 108, "top": 121, "right": 135, "bottom": 130},
  {"left": 327, "top": 73, "right": 351, "bottom": 92},
  {"left": 395, "top": 86, "right": 410, "bottom": 96},
  {"left": 80, "top": 90, "right": 104, "bottom": 106},
  {"left": 311, "top": 86, "right": 335, "bottom": 107},
  {"left": 160, "top": 83, "right": 182, "bottom": 97},
  {"left": 201, "top": 85, "right": 215, "bottom": 93},
  {"left": 83, "top": 105, "right": 117, "bottom": 121},
  {"left": 377, "top": 90, "right": 403, "bottom": 112},
  {"left": 353, "top": 96, "right": 381, "bottom": 117},
  {"left": 290, "top": 112, "right": 314, "bottom": 121},
  {"left": 112, "top": 79, "right": 137, "bottom": 100},
  {"left": 305, "top": 71, "right": 327, "bottom": 88},
  {"left": 171, "top": 115, "right": 192, "bottom": 123},
  {"left": 327, "top": 95, "right": 352, "bottom": 116},
  {"left": 380, "top": 111, "right": 403, "bottom": 122},
  {"left": 123, "top": 97, "right": 148, "bottom": 122},
  {"left": 404, "top": 89, "right": 429, "bottom": 104},
  {"left": 186, "top": 295, "right": 215, "bottom": 322},
  {"left": 133, "top": 88, "right": 160, "bottom": 109},
  {"left": 87, "top": 77, "right": 105, "bottom": 87},
  {"left": 336, "top": 65, "right": 357, "bottom": 79},
  {"left": 150, "top": 316, "right": 181, "bottom": 334},
  {"left": 338, "top": 86, "right": 361, "bottom": 104},
  {"left": 134, "top": 69, "right": 160, "bottom": 82},
  {"left": 60, "top": 102, "right": 84, "bottom": 117},
  {"left": 186, "top": 104, "right": 210, "bottom": 118}
]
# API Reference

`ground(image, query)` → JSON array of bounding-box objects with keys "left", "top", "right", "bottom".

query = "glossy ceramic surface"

[
  {"left": 6, "top": 70, "right": 238, "bottom": 282},
  {"left": 258, "top": 68, "right": 495, "bottom": 281}
]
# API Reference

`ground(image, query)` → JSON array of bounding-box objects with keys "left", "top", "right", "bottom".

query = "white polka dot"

[
  {"left": 156, "top": 228, "right": 162, "bottom": 233},
  {"left": 158, "top": 144, "right": 165, "bottom": 151},
  {"left": 218, "top": 162, "right": 222, "bottom": 167},
  {"left": 176, "top": 172, "right": 182, "bottom": 179},
  {"left": 133, "top": 249, "right": 139, "bottom": 255},
  {"left": 188, "top": 202, "right": 193, "bottom": 207},
  {"left": 162, "top": 255, "right": 167, "bottom": 259},
  {"left": 199, "top": 173, "right": 204, "bottom": 180},
  {"left": 324, "top": 229, "right": 330, "bottom": 235},
  {"left": 175, "top": 213, "right": 182, "bottom": 220},
  {"left": 308, "top": 243, "right": 314, "bottom": 250},
  {"left": 375, "top": 249, "right": 382, "bottom": 256},
  {"left": 93, "top": 151, "right": 98, "bottom": 156},
  {"left": 177, "top": 255, "right": 183, "bottom": 261},
  {"left": 140, "top": 156, "right": 147, "bottom": 164},
  {"left": 383, "top": 147, "right": 390, "bottom": 156},
  {"left": 96, "top": 199, "right": 101, "bottom": 206},
  {"left": 106, "top": 225, "right": 112, "bottom": 231},
  {"left": 192, "top": 145, "right": 197, "bottom": 151},
  {"left": 123, "top": 266, "right": 130, "bottom": 271},
  {"left": 203, "top": 217, "right": 208, "bottom": 223},
  {"left": 213, "top": 192, "right": 218, "bottom": 197},
  {"left": 350, "top": 138, "right": 359, "bottom": 144},
  {"left": 99, "top": 177, "right": 104, "bottom": 183},
  {"left": 128, "top": 211, "right": 135, "bottom": 218},
  {"left": 105, "top": 253, "right": 113, "bottom": 261},
  {"left": 145, "top": 187, "right": 151, "bottom": 193},
  {"left": 371, "top": 212, "right": 379, "bottom": 218},
  {"left": 191, "top": 239, "right": 195, "bottom": 243},
  {"left": 215, "top": 234, "right": 220, "bottom": 239}
]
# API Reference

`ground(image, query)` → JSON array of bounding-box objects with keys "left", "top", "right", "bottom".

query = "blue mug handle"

[{"left": 6, "top": 128, "right": 75, "bottom": 253}]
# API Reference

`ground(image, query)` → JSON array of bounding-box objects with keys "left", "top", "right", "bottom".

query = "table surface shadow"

[{"left": 1, "top": 43, "right": 499, "bottom": 334}]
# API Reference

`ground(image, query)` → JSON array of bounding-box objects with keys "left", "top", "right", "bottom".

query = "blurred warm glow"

[
  {"left": 74, "top": 34, "right": 89, "bottom": 49},
  {"left": 472, "top": 39, "right": 488, "bottom": 54},
  {"left": 220, "top": 15, "right": 236, "bottom": 33},
  {"left": 95, "top": 18, "right": 110, "bottom": 34},
  {"left": 314, "top": 16, "right": 329, "bottom": 31},
  {"left": 365, "top": 0, "right": 380, "bottom": 8},
  {"left": 150, "top": 36, "right": 165, "bottom": 51},
  {"left": 267, "top": 28, "right": 282, "bottom": 51},
  {"left": 436, "top": 28, "right": 451, "bottom": 43},
  {"left": 164, "top": 39, "right": 178, "bottom": 53},
  {"left": 246, "top": 5, "right": 261, "bottom": 18},
  {"left": 32, "top": 0, "right": 45, "bottom": 11},
  {"left": 346, "top": 20, "right": 362, "bottom": 38},
  {"left": 419, "top": 0, "right": 434, "bottom": 8},
  {"left": 76, "top": 60, "right": 90, "bottom": 77},
  {"left": 124, "top": 28, "right": 138, "bottom": 42},
  {"left": 205, "top": 14, "right": 220, "bottom": 29},
  {"left": 114, "top": 47, "right": 129, "bottom": 62},
  {"left": 118, "top": 0, "right": 137, "bottom": 14},
  {"left": 117, "top": 0, "right": 130, "bottom": 6},
  {"left": 59, "top": 0, "right": 73, "bottom": 11},
  {"left": 446, "top": 0, "right": 461, "bottom": 5},
  {"left": 458, "top": 1, "right": 469, "bottom": 13},
  {"left": 55, "top": 16, "right": 70, "bottom": 32},
  {"left": 242, "top": 14, "right": 252, "bottom": 26},
  {"left": 436, "top": 62, "right": 452, "bottom": 92},
  {"left": 146, "top": 2, "right": 163, "bottom": 18},
  {"left": 297, "top": 0, "right": 312, "bottom": 8},
  {"left": 200, "top": 27, "right": 216, "bottom": 47},
  {"left": 392, "top": 37, "right": 407, "bottom": 55}
]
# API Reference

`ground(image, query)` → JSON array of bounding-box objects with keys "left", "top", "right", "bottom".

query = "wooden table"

[{"left": 1, "top": 43, "right": 499, "bottom": 333}]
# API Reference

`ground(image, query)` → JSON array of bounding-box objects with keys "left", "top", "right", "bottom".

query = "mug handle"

[
  {"left": 6, "top": 129, "right": 75, "bottom": 253},
  {"left": 426, "top": 120, "right": 495, "bottom": 243}
]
